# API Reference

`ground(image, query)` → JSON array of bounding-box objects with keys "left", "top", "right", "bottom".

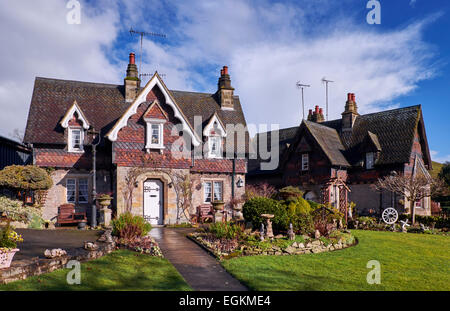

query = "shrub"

[
  {"left": 311, "top": 206, "right": 344, "bottom": 237},
  {"left": 0, "top": 196, "right": 42, "bottom": 223},
  {"left": 208, "top": 222, "right": 242, "bottom": 240},
  {"left": 0, "top": 165, "right": 52, "bottom": 191},
  {"left": 243, "top": 197, "right": 287, "bottom": 231},
  {"left": 111, "top": 212, "right": 152, "bottom": 240},
  {"left": 0, "top": 222, "right": 23, "bottom": 250},
  {"left": 285, "top": 197, "right": 314, "bottom": 234},
  {"left": 278, "top": 186, "right": 304, "bottom": 201}
]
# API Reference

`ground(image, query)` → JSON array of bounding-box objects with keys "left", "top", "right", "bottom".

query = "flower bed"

[
  {"left": 189, "top": 230, "right": 356, "bottom": 259},
  {"left": 116, "top": 235, "right": 163, "bottom": 257}
]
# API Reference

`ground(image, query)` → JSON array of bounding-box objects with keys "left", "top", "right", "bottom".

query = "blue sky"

[{"left": 0, "top": 0, "right": 449, "bottom": 162}]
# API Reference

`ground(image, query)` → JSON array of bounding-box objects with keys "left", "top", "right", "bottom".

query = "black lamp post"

[{"left": 88, "top": 128, "right": 101, "bottom": 227}]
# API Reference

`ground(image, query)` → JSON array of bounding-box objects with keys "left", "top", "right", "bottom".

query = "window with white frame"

[
  {"left": 203, "top": 181, "right": 223, "bottom": 203},
  {"left": 146, "top": 122, "right": 164, "bottom": 149},
  {"left": 66, "top": 179, "right": 76, "bottom": 203},
  {"left": 68, "top": 128, "right": 84, "bottom": 152},
  {"left": 301, "top": 154, "right": 309, "bottom": 171},
  {"left": 366, "top": 152, "right": 374, "bottom": 169},
  {"left": 208, "top": 136, "right": 222, "bottom": 158},
  {"left": 66, "top": 178, "right": 89, "bottom": 203}
]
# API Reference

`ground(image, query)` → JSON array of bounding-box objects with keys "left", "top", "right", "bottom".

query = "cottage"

[
  {"left": 23, "top": 53, "right": 248, "bottom": 225},
  {"left": 248, "top": 93, "right": 433, "bottom": 217}
]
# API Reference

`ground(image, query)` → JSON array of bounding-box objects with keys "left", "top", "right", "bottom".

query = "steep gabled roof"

[
  {"left": 24, "top": 75, "right": 247, "bottom": 147},
  {"left": 302, "top": 120, "right": 350, "bottom": 167}
]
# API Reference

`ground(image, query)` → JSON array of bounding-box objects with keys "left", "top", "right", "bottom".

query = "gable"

[
  {"left": 143, "top": 101, "right": 168, "bottom": 121},
  {"left": 60, "top": 101, "right": 90, "bottom": 130},
  {"left": 203, "top": 113, "right": 227, "bottom": 137},
  {"left": 107, "top": 73, "right": 201, "bottom": 146}
]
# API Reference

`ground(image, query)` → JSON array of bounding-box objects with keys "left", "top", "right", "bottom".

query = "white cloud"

[
  {"left": 431, "top": 150, "right": 450, "bottom": 164},
  {"left": 0, "top": 0, "right": 439, "bottom": 141},
  {"left": 0, "top": 0, "right": 121, "bottom": 139}
]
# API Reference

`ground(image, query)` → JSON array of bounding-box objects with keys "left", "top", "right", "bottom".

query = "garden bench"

[
  {"left": 56, "top": 203, "right": 87, "bottom": 225},
  {"left": 194, "top": 204, "right": 214, "bottom": 223}
]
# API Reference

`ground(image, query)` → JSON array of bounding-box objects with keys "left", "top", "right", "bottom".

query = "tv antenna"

[
  {"left": 140, "top": 73, "right": 166, "bottom": 79},
  {"left": 129, "top": 27, "right": 166, "bottom": 75},
  {"left": 321, "top": 77, "right": 334, "bottom": 121},
  {"left": 296, "top": 82, "right": 310, "bottom": 120}
]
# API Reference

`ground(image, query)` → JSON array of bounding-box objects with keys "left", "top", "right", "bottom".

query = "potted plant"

[
  {"left": 0, "top": 222, "right": 23, "bottom": 269},
  {"left": 97, "top": 193, "right": 113, "bottom": 208}
]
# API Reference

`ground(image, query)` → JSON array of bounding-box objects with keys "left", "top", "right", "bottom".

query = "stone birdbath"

[
  {"left": 212, "top": 201, "right": 225, "bottom": 223},
  {"left": 261, "top": 214, "right": 275, "bottom": 239}
]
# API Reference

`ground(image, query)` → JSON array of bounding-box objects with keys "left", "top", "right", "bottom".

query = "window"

[
  {"left": 66, "top": 179, "right": 76, "bottom": 203},
  {"left": 69, "top": 128, "right": 84, "bottom": 152},
  {"left": 66, "top": 178, "right": 89, "bottom": 203},
  {"left": 204, "top": 182, "right": 212, "bottom": 203},
  {"left": 204, "top": 181, "right": 223, "bottom": 203},
  {"left": 146, "top": 122, "right": 164, "bottom": 149},
  {"left": 415, "top": 200, "right": 423, "bottom": 209},
  {"left": 366, "top": 152, "right": 374, "bottom": 169},
  {"left": 301, "top": 154, "right": 309, "bottom": 171},
  {"left": 78, "top": 179, "right": 89, "bottom": 203},
  {"left": 208, "top": 136, "right": 222, "bottom": 158}
]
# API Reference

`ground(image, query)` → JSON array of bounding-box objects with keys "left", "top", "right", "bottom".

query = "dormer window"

[
  {"left": 145, "top": 121, "right": 165, "bottom": 150},
  {"left": 68, "top": 128, "right": 84, "bottom": 152},
  {"left": 366, "top": 152, "right": 374, "bottom": 169},
  {"left": 208, "top": 136, "right": 222, "bottom": 158}
]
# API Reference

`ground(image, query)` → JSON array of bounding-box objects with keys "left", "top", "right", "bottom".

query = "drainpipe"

[{"left": 89, "top": 129, "right": 101, "bottom": 227}]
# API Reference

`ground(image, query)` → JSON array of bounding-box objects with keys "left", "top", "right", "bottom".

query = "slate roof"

[
  {"left": 248, "top": 105, "right": 430, "bottom": 174},
  {"left": 24, "top": 77, "right": 247, "bottom": 145}
]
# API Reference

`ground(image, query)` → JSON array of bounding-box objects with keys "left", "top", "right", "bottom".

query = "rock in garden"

[
  {"left": 311, "top": 240, "right": 321, "bottom": 246},
  {"left": 44, "top": 248, "right": 67, "bottom": 258},
  {"left": 84, "top": 241, "right": 99, "bottom": 251},
  {"left": 274, "top": 234, "right": 284, "bottom": 239},
  {"left": 292, "top": 242, "right": 298, "bottom": 248},
  {"left": 284, "top": 246, "right": 296, "bottom": 254},
  {"left": 298, "top": 243, "right": 305, "bottom": 248}
]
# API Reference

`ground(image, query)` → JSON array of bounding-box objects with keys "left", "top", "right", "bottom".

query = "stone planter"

[
  {"left": 98, "top": 198, "right": 112, "bottom": 207},
  {"left": 78, "top": 220, "right": 87, "bottom": 230},
  {"left": 0, "top": 248, "right": 19, "bottom": 269},
  {"left": 212, "top": 201, "right": 225, "bottom": 211}
]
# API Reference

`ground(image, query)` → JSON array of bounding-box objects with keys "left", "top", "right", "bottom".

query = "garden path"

[{"left": 150, "top": 227, "right": 247, "bottom": 291}]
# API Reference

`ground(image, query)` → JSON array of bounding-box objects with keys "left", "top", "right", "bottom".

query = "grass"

[
  {"left": 222, "top": 230, "right": 450, "bottom": 291},
  {"left": 0, "top": 250, "right": 191, "bottom": 291}
]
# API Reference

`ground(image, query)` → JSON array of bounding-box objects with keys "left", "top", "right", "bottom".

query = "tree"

[
  {"left": 375, "top": 172, "right": 445, "bottom": 225},
  {"left": 438, "top": 162, "right": 450, "bottom": 187}
]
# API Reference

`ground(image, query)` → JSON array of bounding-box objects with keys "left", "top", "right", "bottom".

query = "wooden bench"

[
  {"left": 192, "top": 204, "right": 214, "bottom": 223},
  {"left": 57, "top": 203, "right": 87, "bottom": 225}
]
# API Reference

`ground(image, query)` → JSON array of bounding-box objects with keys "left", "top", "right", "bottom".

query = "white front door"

[{"left": 143, "top": 179, "right": 163, "bottom": 225}]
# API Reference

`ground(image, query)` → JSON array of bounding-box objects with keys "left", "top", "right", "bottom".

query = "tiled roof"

[
  {"left": 24, "top": 77, "right": 247, "bottom": 145},
  {"left": 248, "top": 105, "right": 429, "bottom": 174}
]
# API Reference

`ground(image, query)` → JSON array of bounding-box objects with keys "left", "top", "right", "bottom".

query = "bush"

[
  {"left": 243, "top": 197, "right": 287, "bottom": 231},
  {"left": 285, "top": 197, "right": 314, "bottom": 234},
  {"left": 0, "top": 165, "right": 52, "bottom": 191},
  {"left": 0, "top": 196, "right": 42, "bottom": 223},
  {"left": 208, "top": 222, "right": 242, "bottom": 240},
  {"left": 311, "top": 206, "right": 344, "bottom": 236},
  {"left": 278, "top": 186, "right": 304, "bottom": 201},
  {"left": 112, "top": 212, "right": 152, "bottom": 240}
]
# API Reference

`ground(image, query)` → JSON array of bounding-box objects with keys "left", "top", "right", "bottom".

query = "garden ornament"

[
  {"left": 259, "top": 223, "right": 265, "bottom": 241},
  {"left": 381, "top": 207, "right": 398, "bottom": 225},
  {"left": 288, "top": 223, "right": 295, "bottom": 241},
  {"left": 399, "top": 219, "right": 410, "bottom": 233}
]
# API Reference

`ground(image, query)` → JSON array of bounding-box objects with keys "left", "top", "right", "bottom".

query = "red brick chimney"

[
  {"left": 342, "top": 92, "right": 359, "bottom": 130},
  {"left": 124, "top": 52, "right": 140, "bottom": 103},
  {"left": 307, "top": 105, "right": 325, "bottom": 123}
]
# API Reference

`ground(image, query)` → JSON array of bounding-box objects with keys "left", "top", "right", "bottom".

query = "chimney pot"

[
  {"left": 129, "top": 53, "right": 135, "bottom": 65},
  {"left": 347, "top": 93, "right": 352, "bottom": 101},
  {"left": 351, "top": 93, "right": 356, "bottom": 102},
  {"left": 308, "top": 109, "right": 312, "bottom": 115},
  {"left": 223, "top": 66, "right": 228, "bottom": 75},
  {"left": 315, "top": 105, "right": 319, "bottom": 114},
  {"left": 319, "top": 108, "right": 323, "bottom": 114}
]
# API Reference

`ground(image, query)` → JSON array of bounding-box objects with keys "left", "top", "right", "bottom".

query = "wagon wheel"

[{"left": 381, "top": 207, "right": 398, "bottom": 225}]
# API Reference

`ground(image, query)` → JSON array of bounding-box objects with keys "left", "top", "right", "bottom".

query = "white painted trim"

[
  {"left": 60, "top": 101, "right": 90, "bottom": 130},
  {"left": 145, "top": 122, "right": 164, "bottom": 150},
  {"left": 203, "top": 112, "right": 227, "bottom": 137},
  {"left": 68, "top": 127, "right": 84, "bottom": 153},
  {"left": 106, "top": 73, "right": 201, "bottom": 146},
  {"left": 207, "top": 135, "right": 223, "bottom": 159}
]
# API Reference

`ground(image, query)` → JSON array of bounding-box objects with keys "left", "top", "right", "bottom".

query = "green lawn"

[
  {"left": 222, "top": 230, "right": 450, "bottom": 291},
  {"left": 0, "top": 250, "right": 191, "bottom": 291}
]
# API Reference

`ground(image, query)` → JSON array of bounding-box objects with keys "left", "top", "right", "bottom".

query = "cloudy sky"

[{"left": 0, "top": 0, "right": 449, "bottom": 162}]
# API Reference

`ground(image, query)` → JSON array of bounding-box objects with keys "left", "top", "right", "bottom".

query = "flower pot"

[
  {"left": 78, "top": 221, "right": 87, "bottom": 230},
  {"left": 0, "top": 248, "right": 19, "bottom": 269},
  {"left": 212, "top": 201, "right": 225, "bottom": 211},
  {"left": 98, "top": 199, "right": 112, "bottom": 207}
]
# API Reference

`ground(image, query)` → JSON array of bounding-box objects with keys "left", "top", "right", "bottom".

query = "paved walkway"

[
  {"left": 14, "top": 229, "right": 101, "bottom": 261},
  {"left": 150, "top": 228, "right": 247, "bottom": 291}
]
